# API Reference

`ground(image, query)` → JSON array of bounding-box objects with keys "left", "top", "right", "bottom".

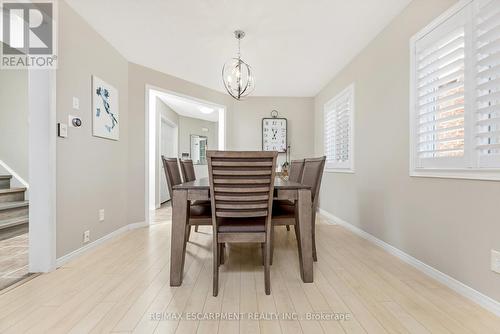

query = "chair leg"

[
  {"left": 312, "top": 211, "right": 317, "bottom": 262},
  {"left": 264, "top": 241, "right": 271, "bottom": 295},
  {"left": 261, "top": 243, "right": 265, "bottom": 266},
  {"left": 270, "top": 226, "right": 274, "bottom": 266},
  {"left": 213, "top": 241, "right": 219, "bottom": 297},
  {"left": 219, "top": 243, "right": 225, "bottom": 265},
  {"left": 185, "top": 224, "right": 191, "bottom": 243},
  {"left": 195, "top": 225, "right": 199, "bottom": 232},
  {"left": 286, "top": 225, "right": 290, "bottom": 231}
]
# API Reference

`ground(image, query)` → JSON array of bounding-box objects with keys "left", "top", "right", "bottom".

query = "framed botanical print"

[
  {"left": 262, "top": 117, "right": 287, "bottom": 152},
  {"left": 92, "top": 75, "right": 119, "bottom": 140}
]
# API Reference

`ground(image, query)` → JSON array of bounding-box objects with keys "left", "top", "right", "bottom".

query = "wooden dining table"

[{"left": 169, "top": 177, "right": 313, "bottom": 286}]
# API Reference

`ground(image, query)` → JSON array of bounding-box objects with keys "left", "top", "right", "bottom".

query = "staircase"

[{"left": 0, "top": 175, "right": 29, "bottom": 230}]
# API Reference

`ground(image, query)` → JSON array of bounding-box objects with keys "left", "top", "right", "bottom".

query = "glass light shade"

[{"left": 222, "top": 57, "right": 255, "bottom": 100}]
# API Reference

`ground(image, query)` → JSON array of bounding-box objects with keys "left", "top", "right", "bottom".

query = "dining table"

[{"left": 169, "top": 177, "right": 313, "bottom": 286}]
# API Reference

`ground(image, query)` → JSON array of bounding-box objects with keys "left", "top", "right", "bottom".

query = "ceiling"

[
  {"left": 65, "top": 0, "right": 411, "bottom": 97},
  {"left": 154, "top": 90, "right": 221, "bottom": 122}
]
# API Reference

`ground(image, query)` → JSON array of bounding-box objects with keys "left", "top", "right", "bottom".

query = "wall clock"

[{"left": 262, "top": 110, "right": 287, "bottom": 153}]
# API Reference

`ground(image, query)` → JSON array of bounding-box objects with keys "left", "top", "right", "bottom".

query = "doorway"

[
  {"left": 160, "top": 117, "right": 177, "bottom": 203},
  {"left": 145, "top": 85, "right": 227, "bottom": 224}
]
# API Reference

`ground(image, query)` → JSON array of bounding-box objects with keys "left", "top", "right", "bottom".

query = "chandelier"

[{"left": 222, "top": 30, "right": 255, "bottom": 100}]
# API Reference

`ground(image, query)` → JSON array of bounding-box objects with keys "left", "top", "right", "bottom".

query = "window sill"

[
  {"left": 324, "top": 169, "right": 355, "bottom": 174},
  {"left": 410, "top": 169, "right": 500, "bottom": 181}
]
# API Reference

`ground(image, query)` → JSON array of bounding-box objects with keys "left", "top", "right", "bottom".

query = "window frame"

[
  {"left": 409, "top": 0, "right": 500, "bottom": 181},
  {"left": 323, "top": 83, "right": 355, "bottom": 173}
]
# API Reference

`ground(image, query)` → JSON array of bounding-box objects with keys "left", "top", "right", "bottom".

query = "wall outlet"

[
  {"left": 83, "top": 230, "right": 90, "bottom": 243},
  {"left": 72, "top": 97, "right": 80, "bottom": 110},
  {"left": 99, "top": 209, "right": 105, "bottom": 222},
  {"left": 491, "top": 250, "right": 500, "bottom": 274}
]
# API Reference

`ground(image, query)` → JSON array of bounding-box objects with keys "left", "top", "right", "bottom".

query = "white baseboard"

[
  {"left": 318, "top": 208, "right": 500, "bottom": 317},
  {"left": 56, "top": 221, "right": 147, "bottom": 267}
]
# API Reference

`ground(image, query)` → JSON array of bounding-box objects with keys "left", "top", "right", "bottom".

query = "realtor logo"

[{"left": 1, "top": 0, "right": 57, "bottom": 69}]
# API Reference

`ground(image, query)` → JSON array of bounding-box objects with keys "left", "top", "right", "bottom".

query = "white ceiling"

[
  {"left": 154, "top": 90, "right": 221, "bottom": 122},
  {"left": 65, "top": 0, "right": 411, "bottom": 97}
]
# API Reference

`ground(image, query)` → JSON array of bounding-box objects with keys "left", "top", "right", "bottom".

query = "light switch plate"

[
  {"left": 72, "top": 97, "right": 80, "bottom": 110},
  {"left": 57, "top": 123, "right": 68, "bottom": 138},
  {"left": 491, "top": 250, "right": 500, "bottom": 274},
  {"left": 99, "top": 209, "right": 105, "bottom": 222}
]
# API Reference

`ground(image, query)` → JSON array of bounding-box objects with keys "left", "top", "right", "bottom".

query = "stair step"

[
  {"left": 0, "top": 188, "right": 26, "bottom": 203},
  {"left": 0, "top": 201, "right": 29, "bottom": 220},
  {"left": 0, "top": 175, "right": 12, "bottom": 189},
  {"left": 0, "top": 216, "right": 28, "bottom": 230}
]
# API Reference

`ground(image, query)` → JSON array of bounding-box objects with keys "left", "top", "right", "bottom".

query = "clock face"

[{"left": 262, "top": 118, "right": 287, "bottom": 152}]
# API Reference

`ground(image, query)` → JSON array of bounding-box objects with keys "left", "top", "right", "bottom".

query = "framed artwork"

[
  {"left": 262, "top": 117, "right": 287, "bottom": 152},
  {"left": 92, "top": 75, "right": 119, "bottom": 140}
]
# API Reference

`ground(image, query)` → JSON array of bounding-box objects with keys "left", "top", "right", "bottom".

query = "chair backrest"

[
  {"left": 162, "top": 156, "right": 182, "bottom": 197},
  {"left": 180, "top": 159, "right": 196, "bottom": 182},
  {"left": 301, "top": 156, "right": 326, "bottom": 206},
  {"left": 288, "top": 159, "right": 305, "bottom": 183},
  {"left": 207, "top": 151, "right": 278, "bottom": 222}
]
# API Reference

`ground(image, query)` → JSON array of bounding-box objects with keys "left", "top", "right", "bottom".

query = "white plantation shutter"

[
  {"left": 324, "top": 85, "right": 354, "bottom": 170},
  {"left": 414, "top": 6, "right": 468, "bottom": 168},
  {"left": 475, "top": 0, "right": 500, "bottom": 167}
]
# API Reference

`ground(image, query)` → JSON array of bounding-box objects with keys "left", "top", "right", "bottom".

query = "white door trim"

[
  {"left": 158, "top": 115, "right": 178, "bottom": 206},
  {"left": 28, "top": 69, "right": 57, "bottom": 273}
]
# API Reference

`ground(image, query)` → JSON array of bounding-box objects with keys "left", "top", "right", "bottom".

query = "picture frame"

[{"left": 92, "top": 75, "right": 119, "bottom": 140}]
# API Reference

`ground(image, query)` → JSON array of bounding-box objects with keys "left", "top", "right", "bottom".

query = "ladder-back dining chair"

[
  {"left": 162, "top": 156, "right": 211, "bottom": 242},
  {"left": 272, "top": 156, "right": 325, "bottom": 262},
  {"left": 180, "top": 159, "right": 196, "bottom": 182},
  {"left": 180, "top": 159, "right": 210, "bottom": 233},
  {"left": 207, "top": 150, "right": 277, "bottom": 296}
]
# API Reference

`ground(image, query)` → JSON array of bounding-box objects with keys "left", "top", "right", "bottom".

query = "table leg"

[
  {"left": 170, "top": 189, "right": 188, "bottom": 286},
  {"left": 297, "top": 189, "right": 313, "bottom": 283}
]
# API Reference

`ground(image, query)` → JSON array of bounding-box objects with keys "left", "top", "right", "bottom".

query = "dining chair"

[
  {"left": 272, "top": 156, "right": 325, "bottom": 262},
  {"left": 180, "top": 159, "right": 209, "bottom": 233},
  {"left": 162, "top": 156, "right": 211, "bottom": 242},
  {"left": 207, "top": 150, "right": 277, "bottom": 296},
  {"left": 180, "top": 159, "right": 196, "bottom": 182},
  {"left": 289, "top": 159, "right": 305, "bottom": 183}
]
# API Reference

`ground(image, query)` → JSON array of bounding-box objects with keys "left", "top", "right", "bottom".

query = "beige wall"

[
  {"left": 0, "top": 66, "right": 29, "bottom": 182},
  {"left": 178, "top": 116, "right": 218, "bottom": 156},
  {"left": 314, "top": 0, "right": 500, "bottom": 301},
  {"left": 230, "top": 97, "right": 315, "bottom": 168},
  {"left": 56, "top": 1, "right": 129, "bottom": 257}
]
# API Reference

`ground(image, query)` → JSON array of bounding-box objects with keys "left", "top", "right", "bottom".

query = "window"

[
  {"left": 410, "top": 0, "right": 500, "bottom": 180},
  {"left": 324, "top": 84, "right": 354, "bottom": 171}
]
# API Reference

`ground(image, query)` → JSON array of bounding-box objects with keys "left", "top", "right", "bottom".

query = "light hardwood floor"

[
  {"left": 0, "top": 223, "right": 29, "bottom": 290},
  {"left": 0, "top": 205, "right": 499, "bottom": 333}
]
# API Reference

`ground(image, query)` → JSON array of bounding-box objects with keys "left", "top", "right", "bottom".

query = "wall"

[
  {"left": 178, "top": 115, "right": 218, "bottom": 179},
  {"left": 178, "top": 115, "right": 218, "bottom": 156},
  {"left": 230, "top": 97, "right": 315, "bottom": 168},
  {"left": 314, "top": 0, "right": 500, "bottom": 301},
  {"left": 56, "top": 1, "right": 129, "bottom": 258},
  {"left": 0, "top": 65, "right": 29, "bottom": 183}
]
